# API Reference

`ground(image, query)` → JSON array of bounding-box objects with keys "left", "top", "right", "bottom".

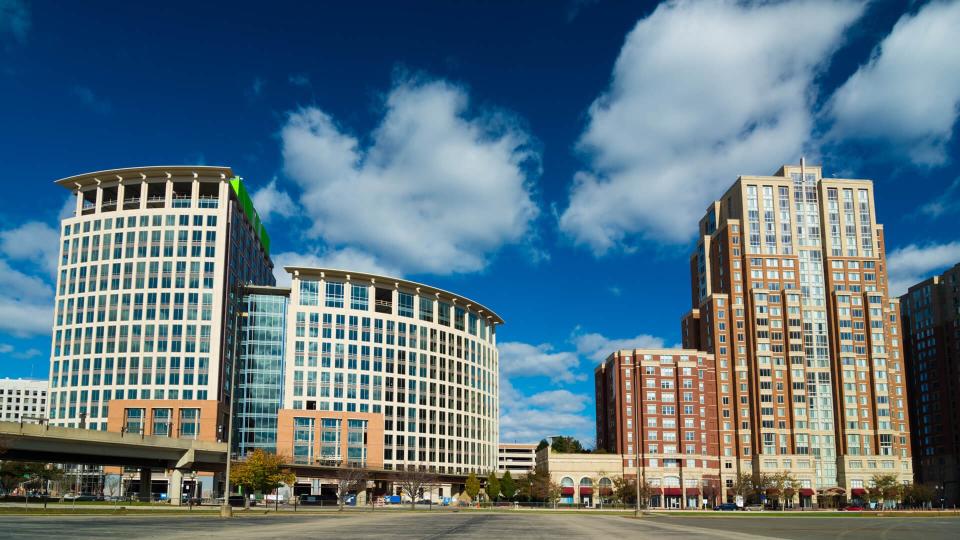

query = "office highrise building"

[
  {"left": 48, "top": 166, "right": 274, "bottom": 436},
  {"left": 900, "top": 262, "right": 960, "bottom": 506},
  {"left": 681, "top": 161, "right": 912, "bottom": 504}
]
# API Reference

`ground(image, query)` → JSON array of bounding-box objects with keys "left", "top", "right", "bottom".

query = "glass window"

[
  {"left": 419, "top": 297, "right": 434, "bottom": 322},
  {"left": 152, "top": 408, "right": 172, "bottom": 436},
  {"left": 179, "top": 408, "right": 199, "bottom": 439},
  {"left": 299, "top": 280, "right": 319, "bottom": 306},
  {"left": 398, "top": 292, "right": 414, "bottom": 318},
  {"left": 326, "top": 282, "right": 344, "bottom": 308},
  {"left": 438, "top": 302, "right": 451, "bottom": 326},
  {"left": 124, "top": 408, "right": 145, "bottom": 434},
  {"left": 350, "top": 284, "right": 368, "bottom": 311}
]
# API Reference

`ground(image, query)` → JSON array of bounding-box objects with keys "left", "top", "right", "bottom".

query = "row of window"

[
  {"left": 297, "top": 280, "right": 494, "bottom": 341},
  {"left": 56, "top": 291, "right": 217, "bottom": 327}
]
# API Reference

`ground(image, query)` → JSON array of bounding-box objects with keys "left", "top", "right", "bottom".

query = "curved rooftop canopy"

[{"left": 285, "top": 266, "right": 505, "bottom": 326}]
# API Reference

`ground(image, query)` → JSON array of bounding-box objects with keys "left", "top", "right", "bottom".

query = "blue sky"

[{"left": 1, "top": 0, "right": 958, "bottom": 445}]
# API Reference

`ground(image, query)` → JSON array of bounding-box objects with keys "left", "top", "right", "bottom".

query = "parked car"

[
  {"left": 62, "top": 493, "right": 98, "bottom": 502},
  {"left": 840, "top": 505, "right": 864, "bottom": 511},
  {"left": 714, "top": 503, "right": 741, "bottom": 511},
  {"left": 298, "top": 495, "right": 322, "bottom": 506},
  {"left": 227, "top": 495, "right": 255, "bottom": 507}
]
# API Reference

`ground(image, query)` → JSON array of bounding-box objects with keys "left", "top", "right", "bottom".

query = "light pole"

[
  {"left": 544, "top": 435, "right": 560, "bottom": 508},
  {"left": 220, "top": 292, "right": 249, "bottom": 518}
]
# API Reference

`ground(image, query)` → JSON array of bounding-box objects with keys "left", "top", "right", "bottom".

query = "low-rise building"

[
  {"left": 536, "top": 448, "right": 623, "bottom": 507},
  {"left": 0, "top": 378, "right": 47, "bottom": 422},
  {"left": 498, "top": 443, "right": 537, "bottom": 476}
]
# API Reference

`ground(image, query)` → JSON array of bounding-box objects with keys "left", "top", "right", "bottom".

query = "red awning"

[
  {"left": 579, "top": 487, "right": 594, "bottom": 495},
  {"left": 561, "top": 486, "right": 574, "bottom": 496},
  {"left": 663, "top": 487, "right": 682, "bottom": 496},
  {"left": 599, "top": 487, "right": 613, "bottom": 496},
  {"left": 685, "top": 488, "right": 700, "bottom": 496},
  {"left": 851, "top": 488, "right": 867, "bottom": 496},
  {"left": 799, "top": 488, "right": 814, "bottom": 496}
]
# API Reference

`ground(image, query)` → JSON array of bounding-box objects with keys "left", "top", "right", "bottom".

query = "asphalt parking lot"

[{"left": 0, "top": 511, "right": 958, "bottom": 539}]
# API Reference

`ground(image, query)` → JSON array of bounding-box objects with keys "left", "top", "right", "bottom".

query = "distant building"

[
  {"left": 498, "top": 443, "right": 537, "bottom": 475},
  {"left": 536, "top": 447, "right": 623, "bottom": 507},
  {"left": 0, "top": 378, "right": 47, "bottom": 422},
  {"left": 900, "top": 262, "right": 960, "bottom": 507}
]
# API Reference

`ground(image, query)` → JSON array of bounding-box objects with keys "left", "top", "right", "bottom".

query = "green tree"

[
  {"left": 485, "top": 471, "right": 500, "bottom": 502},
  {"left": 613, "top": 476, "right": 636, "bottom": 505},
  {"left": 537, "top": 436, "right": 585, "bottom": 453},
  {"left": 870, "top": 473, "right": 900, "bottom": 508},
  {"left": 230, "top": 449, "right": 295, "bottom": 507},
  {"left": 761, "top": 472, "right": 799, "bottom": 509},
  {"left": 730, "top": 472, "right": 753, "bottom": 504},
  {"left": 903, "top": 483, "right": 934, "bottom": 507},
  {"left": 0, "top": 462, "right": 62, "bottom": 495},
  {"left": 465, "top": 472, "right": 481, "bottom": 501},
  {"left": 519, "top": 466, "right": 554, "bottom": 502},
  {"left": 500, "top": 471, "right": 517, "bottom": 501}
]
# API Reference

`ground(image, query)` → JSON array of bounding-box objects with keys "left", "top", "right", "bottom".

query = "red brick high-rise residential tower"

[{"left": 679, "top": 161, "right": 912, "bottom": 505}]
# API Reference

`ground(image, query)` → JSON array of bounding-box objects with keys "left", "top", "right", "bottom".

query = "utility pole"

[{"left": 220, "top": 286, "right": 248, "bottom": 518}]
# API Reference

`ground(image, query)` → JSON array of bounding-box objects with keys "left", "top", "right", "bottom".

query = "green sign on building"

[{"left": 229, "top": 176, "right": 271, "bottom": 256}]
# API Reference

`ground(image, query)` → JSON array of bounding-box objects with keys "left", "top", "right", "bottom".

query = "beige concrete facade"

[
  {"left": 48, "top": 166, "right": 274, "bottom": 436},
  {"left": 281, "top": 267, "right": 501, "bottom": 475},
  {"left": 537, "top": 448, "right": 624, "bottom": 507}
]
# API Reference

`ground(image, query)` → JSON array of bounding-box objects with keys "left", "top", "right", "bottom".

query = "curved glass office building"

[{"left": 277, "top": 267, "right": 502, "bottom": 475}]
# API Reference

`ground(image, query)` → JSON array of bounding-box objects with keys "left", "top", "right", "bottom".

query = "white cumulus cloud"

[
  {"left": 252, "top": 178, "right": 299, "bottom": 223},
  {"left": 0, "top": 259, "right": 53, "bottom": 337},
  {"left": 271, "top": 248, "right": 400, "bottom": 287},
  {"left": 887, "top": 241, "right": 960, "bottom": 297},
  {"left": 559, "top": 0, "right": 865, "bottom": 253},
  {"left": 825, "top": 0, "right": 960, "bottom": 167},
  {"left": 0, "top": 220, "right": 60, "bottom": 275},
  {"left": 498, "top": 377, "right": 595, "bottom": 444},
  {"left": 573, "top": 330, "right": 669, "bottom": 363},
  {"left": 280, "top": 77, "right": 541, "bottom": 275},
  {"left": 498, "top": 341, "right": 584, "bottom": 384}
]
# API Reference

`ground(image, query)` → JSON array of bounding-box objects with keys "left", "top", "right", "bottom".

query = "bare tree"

[
  {"left": 333, "top": 464, "right": 369, "bottom": 511},
  {"left": 396, "top": 466, "right": 439, "bottom": 510},
  {"left": 104, "top": 476, "right": 120, "bottom": 507}
]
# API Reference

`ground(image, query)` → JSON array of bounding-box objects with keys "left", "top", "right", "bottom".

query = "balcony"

[
  {"left": 197, "top": 196, "right": 219, "bottom": 208},
  {"left": 172, "top": 196, "right": 192, "bottom": 208}
]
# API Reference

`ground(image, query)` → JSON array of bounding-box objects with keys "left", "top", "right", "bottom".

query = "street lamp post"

[
  {"left": 545, "top": 435, "right": 560, "bottom": 509},
  {"left": 220, "top": 293, "right": 249, "bottom": 518}
]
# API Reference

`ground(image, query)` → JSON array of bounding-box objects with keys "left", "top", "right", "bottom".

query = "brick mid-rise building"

[{"left": 595, "top": 349, "right": 722, "bottom": 508}]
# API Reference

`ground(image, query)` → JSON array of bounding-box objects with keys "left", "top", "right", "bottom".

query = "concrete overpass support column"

[
  {"left": 169, "top": 470, "right": 183, "bottom": 505},
  {"left": 139, "top": 467, "right": 152, "bottom": 502}
]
